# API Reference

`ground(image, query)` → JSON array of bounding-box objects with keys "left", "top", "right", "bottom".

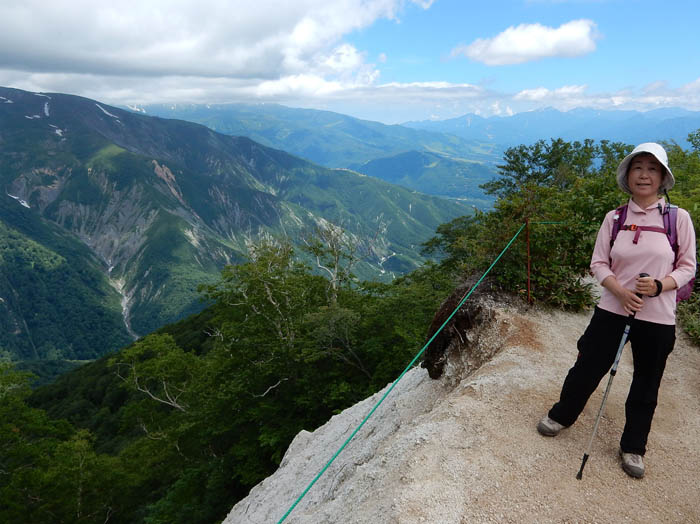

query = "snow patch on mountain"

[
  {"left": 49, "top": 124, "right": 64, "bottom": 137},
  {"left": 96, "top": 103, "right": 119, "bottom": 118},
  {"left": 6, "top": 193, "right": 30, "bottom": 208}
]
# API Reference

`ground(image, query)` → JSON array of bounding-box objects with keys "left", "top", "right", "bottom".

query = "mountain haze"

[
  {"left": 404, "top": 107, "right": 700, "bottom": 148},
  {"left": 1, "top": 86, "right": 469, "bottom": 361}
]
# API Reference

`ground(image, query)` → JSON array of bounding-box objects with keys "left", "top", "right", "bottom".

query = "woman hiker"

[{"left": 537, "top": 142, "right": 697, "bottom": 478}]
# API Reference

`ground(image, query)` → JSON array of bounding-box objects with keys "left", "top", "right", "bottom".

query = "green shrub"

[{"left": 678, "top": 281, "right": 700, "bottom": 347}]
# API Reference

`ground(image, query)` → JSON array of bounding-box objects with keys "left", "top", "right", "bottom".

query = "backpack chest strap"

[{"left": 620, "top": 224, "right": 667, "bottom": 244}]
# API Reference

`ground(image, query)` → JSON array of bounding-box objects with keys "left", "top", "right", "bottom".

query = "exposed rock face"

[
  {"left": 223, "top": 296, "right": 700, "bottom": 524},
  {"left": 224, "top": 292, "right": 524, "bottom": 523},
  {"left": 421, "top": 278, "right": 516, "bottom": 382},
  {"left": 7, "top": 164, "right": 160, "bottom": 271}
]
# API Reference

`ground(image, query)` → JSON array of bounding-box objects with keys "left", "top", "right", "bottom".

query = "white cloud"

[
  {"left": 1, "top": 3, "right": 699, "bottom": 124},
  {"left": 256, "top": 74, "right": 345, "bottom": 97},
  {"left": 5, "top": 68, "right": 700, "bottom": 124},
  {"left": 514, "top": 87, "right": 550, "bottom": 101},
  {"left": 0, "top": 0, "right": 429, "bottom": 79},
  {"left": 4, "top": 64, "right": 700, "bottom": 123},
  {"left": 453, "top": 19, "right": 598, "bottom": 66},
  {"left": 515, "top": 84, "right": 587, "bottom": 101},
  {"left": 0, "top": 0, "right": 443, "bottom": 123},
  {"left": 509, "top": 79, "right": 700, "bottom": 115},
  {"left": 320, "top": 44, "right": 366, "bottom": 75},
  {"left": 488, "top": 101, "right": 514, "bottom": 116},
  {"left": 377, "top": 81, "right": 481, "bottom": 92}
]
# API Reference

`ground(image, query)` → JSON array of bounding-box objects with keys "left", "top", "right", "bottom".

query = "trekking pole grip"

[
  {"left": 629, "top": 273, "right": 649, "bottom": 318},
  {"left": 638, "top": 272, "right": 649, "bottom": 290}
]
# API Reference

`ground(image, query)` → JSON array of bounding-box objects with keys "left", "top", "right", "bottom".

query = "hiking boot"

[
  {"left": 537, "top": 415, "right": 565, "bottom": 437},
  {"left": 619, "top": 449, "right": 645, "bottom": 478}
]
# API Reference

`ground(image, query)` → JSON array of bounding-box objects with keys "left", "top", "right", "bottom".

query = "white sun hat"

[{"left": 616, "top": 142, "right": 675, "bottom": 194}]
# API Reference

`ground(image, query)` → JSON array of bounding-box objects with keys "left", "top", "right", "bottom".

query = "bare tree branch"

[
  {"left": 113, "top": 362, "right": 188, "bottom": 412},
  {"left": 252, "top": 378, "right": 289, "bottom": 398}
]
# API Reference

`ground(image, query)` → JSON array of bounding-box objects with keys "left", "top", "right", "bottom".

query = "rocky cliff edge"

[{"left": 225, "top": 293, "right": 700, "bottom": 523}]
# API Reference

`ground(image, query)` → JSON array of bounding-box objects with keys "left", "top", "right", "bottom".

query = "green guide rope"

[{"left": 276, "top": 222, "right": 527, "bottom": 523}]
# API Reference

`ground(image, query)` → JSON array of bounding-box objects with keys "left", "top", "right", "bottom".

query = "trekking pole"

[{"left": 576, "top": 272, "right": 648, "bottom": 480}]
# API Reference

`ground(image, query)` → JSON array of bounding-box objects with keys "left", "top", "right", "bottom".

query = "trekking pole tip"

[{"left": 576, "top": 453, "right": 589, "bottom": 480}]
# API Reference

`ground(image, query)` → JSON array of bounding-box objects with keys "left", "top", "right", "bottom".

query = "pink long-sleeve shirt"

[{"left": 590, "top": 198, "right": 697, "bottom": 325}]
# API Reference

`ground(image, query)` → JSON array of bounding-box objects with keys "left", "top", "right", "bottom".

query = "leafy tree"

[
  {"left": 688, "top": 129, "right": 700, "bottom": 152},
  {"left": 425, "top": 139, "right": 632, "bottom": 308},
  {"left": 480, "top": 138, "right": 603, "bottom": 199},
  {"left": 110, "top": 334, "right": 202, "bottom": 413},
  {"left": 425, "top": 134, "right": 699, "bottom": 320},
  {"left": 1, "top": 363, "right": 131, "bottom": 523}
]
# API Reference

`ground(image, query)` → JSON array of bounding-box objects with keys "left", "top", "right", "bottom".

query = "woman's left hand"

[{"left": 635, "top": 276, "right": 658, "bottom": 297}]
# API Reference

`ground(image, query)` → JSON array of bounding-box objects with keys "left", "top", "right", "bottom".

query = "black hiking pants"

[{"left": 548, "top": 307, "right": 675, "bottom": 456}]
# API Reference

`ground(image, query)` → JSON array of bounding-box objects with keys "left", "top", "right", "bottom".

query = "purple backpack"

[{"left": 610, "top": 204, "right": 696, "bottom": 302}]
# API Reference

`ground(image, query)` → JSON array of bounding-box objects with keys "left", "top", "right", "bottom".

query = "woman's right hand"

[
  {"left": 602, "top": 276, "right": 644, "bottom": 314},
  {"left": 614, "top": 287, "right": 644, "bottom": 314}
]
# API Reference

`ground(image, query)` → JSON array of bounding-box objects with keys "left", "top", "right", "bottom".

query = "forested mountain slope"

[
  {"left": 0, "top": 86, "right": 469, "bottom": 358},
  {"left": 0, "top": 192, "right": 131, "bottom": 363},
  {"left": 357, "top": 149, "right": 495, "bottom": 203}
]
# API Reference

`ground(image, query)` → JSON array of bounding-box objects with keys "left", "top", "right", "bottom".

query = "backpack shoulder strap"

[
  {"left": 610, "top": 204, "right": 628, "bottom": 248},
  {"left": 664, "top": 204, "right": 680, "bottom": 264}
]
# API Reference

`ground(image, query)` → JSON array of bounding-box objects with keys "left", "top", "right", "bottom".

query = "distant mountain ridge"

[
  {"left": 134, "top": 103, "right": 700, "bottom": 202},
  {"left": 403, "top": 106, "right": 700, "bottom": 147},
  {"left": 0, "top": 86, "right": 469, "bottom": 364},
  {"left": 135, "top": 102, "right": 500, "bottom": 169},
  {"left": 134, "top": 102, "right": 503, "bottom": 202}
]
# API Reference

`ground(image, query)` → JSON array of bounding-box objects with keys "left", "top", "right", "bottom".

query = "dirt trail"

[
  {"left": 444, "top": 307, "right": 700, "bottom": 523},
  {"left": 225, "top": 305, "right": 700, "bottom": 524}
]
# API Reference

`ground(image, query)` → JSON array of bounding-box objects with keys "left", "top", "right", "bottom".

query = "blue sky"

[{"left": 1, "top": 0, "right": 699, "bottom": 123}]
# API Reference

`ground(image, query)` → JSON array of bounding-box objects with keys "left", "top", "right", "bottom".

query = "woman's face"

[{"left": 627, "top": 153, "right": 664, "bottom": 200}]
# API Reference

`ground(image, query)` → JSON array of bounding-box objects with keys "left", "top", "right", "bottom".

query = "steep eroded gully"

[{"left": 108, "top": 272, "right": 138, "bottom": 341}]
